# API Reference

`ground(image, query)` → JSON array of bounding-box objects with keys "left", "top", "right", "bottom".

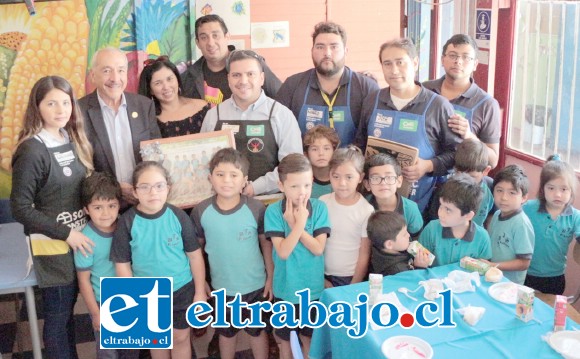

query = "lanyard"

[{"left": 320, "top": 86, "right": 341, "bottom": 128}]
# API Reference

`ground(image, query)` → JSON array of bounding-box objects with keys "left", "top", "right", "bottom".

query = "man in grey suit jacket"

[{"left": 79, "top": 47, "right": 161, "bottom": 205}]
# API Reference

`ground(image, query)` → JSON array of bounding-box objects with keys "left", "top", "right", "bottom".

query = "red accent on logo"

[
  {"left": 400, "top": 313, "right": 415, "bottom": 328},
  {"left": 153, "top": 339, "right": 158, "bottom": 344}
]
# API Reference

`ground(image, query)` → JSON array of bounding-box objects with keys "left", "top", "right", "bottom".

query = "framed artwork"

[{"left": 140, "top": 130, "right": 236, "bottom": 208}]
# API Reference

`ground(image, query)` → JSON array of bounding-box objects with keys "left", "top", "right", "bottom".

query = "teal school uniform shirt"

[
  {"left": 473, "top": 180, "right": 494, "bottom": 226},
  {"left": 111, "top": 204, "right": 200, "bottom": 291},
  {"left": 74, "top": 221, "right": 116, "bottom": 302},
  {"left": 419, "top": 219, "right": 492, "bottom": 266},
  {"left": 311, "top": 178, "right": 332, "bottom": 199},
  {"left": 524, "top": 199, "right": 580, "bottom": 277},
  {"left": 264, "top": 198, "right": 331, "bottom": 303},
  {"left": 487, "top": 209, "right": 534, "bottom": 284},
  {"left": 367, "top": 193, "right": 424, "bottom": 235},
  {"left": 191, "top": 195, "right": 267, "bottom": 295}
]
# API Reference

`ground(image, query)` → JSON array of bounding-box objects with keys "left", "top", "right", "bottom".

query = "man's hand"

[
  {"left": 448, "top": 114, "right": 476, "bottom": 140},
  {"left": 66, "top": 230, "right": 95, "bottom": 257},
  {"left": 402, "top": 159, "right": 433, "bottom": 182},
  {"left": 120, "top": 182, "right": 138, "bottom": 204},
  {"left": 242, "top": 181, "right": 255, "bottom": 197}
]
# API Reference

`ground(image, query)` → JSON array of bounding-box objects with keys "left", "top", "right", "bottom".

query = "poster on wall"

[
  {"left": 195, "top": 0, "right": 250, "bottom": 35},
  {"left": 251, "top": 21, "right": 290, "bottom": 49}
]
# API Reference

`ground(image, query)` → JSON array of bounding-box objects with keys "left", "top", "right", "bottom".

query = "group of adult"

[{"left": 9, "top": 13, "right": 499, "bottom": 359}]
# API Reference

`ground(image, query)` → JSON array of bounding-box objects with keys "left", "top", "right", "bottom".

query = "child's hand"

[
  {"left": 262, "top": 279, "right": 273, "bottom": 302},
  {"left": 294, "top": 195, "right": 309, "bottom": 226},
  {"left": 283, "top": 200, "right": 296, "bottom": 228},
  {"left": 194, "top": 291, "right": 207, "bottom": 303},
  {"left": 91, "top": 309, "right": 100, "bottom": 331},
  {"left": 413, "top": 251, "right": 431, "bottom": 268},
  {"left": 324, "top": 279, "right": 334, "bottom": 289}
]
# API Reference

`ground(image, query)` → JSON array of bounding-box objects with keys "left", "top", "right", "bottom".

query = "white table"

[{"left": 0, "top": 222, "right": 42, "bottom": 359}]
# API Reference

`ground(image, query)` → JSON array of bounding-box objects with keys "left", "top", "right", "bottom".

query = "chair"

[{"left": 289, "top": 331, "right": 304, "bottom": 359}]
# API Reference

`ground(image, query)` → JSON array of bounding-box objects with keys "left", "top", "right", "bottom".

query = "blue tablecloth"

[{"left": 310, "top": 264, "right": 578, "bottom": 359}]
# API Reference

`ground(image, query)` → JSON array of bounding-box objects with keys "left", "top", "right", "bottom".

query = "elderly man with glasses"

[
  {"left": 424, "top": 34, "right": 501, "bottom": 168},
  {"left": 200, "top": 50, "right": 302, "bottom": 196}
]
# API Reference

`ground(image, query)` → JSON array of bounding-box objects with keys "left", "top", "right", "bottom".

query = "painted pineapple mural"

[{"left": 0, "top": 0, "right": 192, "bottom": 198}]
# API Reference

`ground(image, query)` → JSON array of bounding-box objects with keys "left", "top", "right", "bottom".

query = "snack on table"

[
  {"left": 407, "top": 241, "right": 435, "bottom": 266},
  {"left": 369, "top": 273, "right": 383, "bottom": 307},
  {"left": 485, "top": 266, "right": 503, "bottom": 282},
  {"left": 516, "top": 285, "right": 534, "bottom": 322},
  {"left": 460, "top": 256, "right": 491, "bottom": 275},
  {"left": 554, "top": 295, "right": 568, "bottom": 332}
]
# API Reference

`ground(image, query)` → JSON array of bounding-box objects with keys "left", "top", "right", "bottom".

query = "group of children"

[{"left": 75, "top": 123, "right": 579, "bottom": 359}]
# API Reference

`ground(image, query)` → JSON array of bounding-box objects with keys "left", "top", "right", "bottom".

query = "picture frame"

[{"left": 140, "top": 130, "right": 236, "bottom": 208}]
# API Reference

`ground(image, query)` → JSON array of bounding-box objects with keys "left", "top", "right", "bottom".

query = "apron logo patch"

[
  {"left": 247, "top": 138, "right": 264, "bottom": 153},
  {"left": 399, "top": 119, "right": 418, "bottom": 132},
  {"left": 332, "top": 110, "right": 345, "bottom": 122},
  {"left": 246, "top": 125, "right": 265, "bottom": 137},
  {"left": 305, "top": 122, "right": 315, "bottom": 130},
  {"left": 131, "top": 111, "right": 139, "bottom": 119},
  {"left": 373, "top": 128, "right": 382, "bottom": 137},
  {"left": 375, "top": 113, "right": 393, "bottom": 126},
  {"left": 306, "top": 108, "right": 323, "bottom": 119},
  {"left": 63, "top": 166, "right": 72, "bottom": 177}
]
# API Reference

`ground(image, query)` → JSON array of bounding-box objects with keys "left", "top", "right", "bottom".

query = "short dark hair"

[
  {"left": 364, "top": 153, "right": 401, "bottom": 177},
  {"left": 195, "top": 14, "right": 228, "bottom": 39},
  {"left": 81, "top": 172, "right": 121, "bottom": 208},
  {"left": 379, "top": 38, "right": 417, "bottom": 62},
  {"left": 138, "top": 56, "right": 182, "bottom": 115},
  {"left": 225, "top": 49, "right": 263, "bottom": 73},
  {"left": 303, "top": 125, "right": 340, "bottom": 152},
  {"left": 442, "top": 34, "right": 479, "bottom": 58},
  {"left": 367, "top": 211, "right": 407, "bottom": 250},
  {"left": 278, "top": 153, "right": 312, "bottom": 182},
  {"left": 493, "top": 164, "right": 529, "bottom": 196},
  {"left": 312, "top": 21, "right": 347, "bottom": 45},
  {"left": 439, "top": 173, "right": 483, "bottom": 215},
  {"left": 209, "top": 148, "right": 250, "bottom": 176},
  {"left": 455, "top": 139, "right": 489, "bottom": 173}
]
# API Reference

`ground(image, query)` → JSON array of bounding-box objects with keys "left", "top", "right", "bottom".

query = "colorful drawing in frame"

[{"left": 140, "top": 129, "right": 235, "bottom": 208}]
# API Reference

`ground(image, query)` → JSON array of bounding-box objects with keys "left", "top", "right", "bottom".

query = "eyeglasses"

[
  {"left": 143, "top": 55, "right": 169, "bottom": 67},
  {"left": 445, "top": 53, "right": 475, "bottom": 63},
  {"left": 368, "top": 175, "right": 398, "bottom": 185},
  {"left": 135, "top": 182, "right": 168, "bottom": 193}
]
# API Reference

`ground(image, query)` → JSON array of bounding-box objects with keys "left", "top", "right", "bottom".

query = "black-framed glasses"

[
  {"left": 444, "top": 53, "right": 475, "bottom": 63},
  {"left": 135, "top": 182, "right": 168, "bottom": 193},
  {"left": 368, "top": 175, "right": 398, "bottom": 185}
]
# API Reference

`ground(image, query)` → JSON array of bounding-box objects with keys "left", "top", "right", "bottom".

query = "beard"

[{"left": 314, "top": 58, "right": 344, "bottom": 77}]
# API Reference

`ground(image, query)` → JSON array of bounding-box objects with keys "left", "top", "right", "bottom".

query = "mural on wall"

[{"left": 0, "top": 0, "right": 194, "bottom": 198}]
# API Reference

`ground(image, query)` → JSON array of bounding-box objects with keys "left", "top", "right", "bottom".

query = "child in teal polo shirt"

[
  {"left": 191, "top": 148, "right": 273, "bottom": 358},
  {"left": 264, "top": 153, "right": 331, "bottom": 359},
  {"left": 524, "top": 155, "right": 580, "bottom": 295},
  {"left": 419, "top": 173, "right": 492, "bottom": 266},
  {"left": 485, "top": 165, "right": 534, "bottom": 285}
]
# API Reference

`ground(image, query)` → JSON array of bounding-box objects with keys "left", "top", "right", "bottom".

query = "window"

[{"left": 509, "top": 0, "right": 580, "bottom": 171}]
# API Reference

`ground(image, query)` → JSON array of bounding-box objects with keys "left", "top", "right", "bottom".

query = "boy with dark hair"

[
  {"left": 74, "top": 172, "right": 137, "bottom": 359},
  {"left": 191, "top": 148, "right": 273, "bottom": 359},
  {"left": 427, "top": 139, "right": 494, "bottom": 226},
  {"left": 485, "top": 165, "right": 534, "bottom": 284},
  {"left": 367, "top": 211, "right": 430, "bottom": 275},
  {"left": 303, "top": 125, "right": 340, "bottom": 198},
  {"left": 264, "top": 153, "right": 330, "bottom": 359},
  {"left": 419, "top": 173, "right": 492, "bottom": 266}
]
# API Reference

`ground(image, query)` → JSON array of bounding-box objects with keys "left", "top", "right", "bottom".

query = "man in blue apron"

[
  {"left": 182, "top": 14, "right": 282, "bottom": 106},
  {"left": 424, "top": 34, "right": 500, "bottom": 168},
  {"left": 276, "top": 21, "right": 379, "bottom": 147},
  {"left": 356, "top": 38, "right": 461, "bottom": 212},
  {"left": 201, "top": 50, "right": 302, "bottom": 196}
]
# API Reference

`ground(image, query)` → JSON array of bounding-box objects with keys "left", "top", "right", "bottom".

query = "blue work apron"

[
  {"left": 366, "top": 91, "right": 437, "bottom": 211},
  {"left": 451, "top": 94, "right": 491, "bottom": 130},
  {"left": 298, "top": 70, "right": 355, "bottom": 147}
]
